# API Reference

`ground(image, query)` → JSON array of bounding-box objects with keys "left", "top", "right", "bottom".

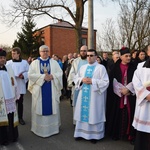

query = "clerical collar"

[
  {"left": 12, "top": 58, "right": 22, "bottom": 62},
  {"left": 143, "top": 57, "right": 150, "bottom": 68},
  {"left": 88, "top": 61, "right": 97, "bottom": 66},
  {"left": 0, "top": 65, "right": 7, "bottom": 71},
  {"left": 40, "top": 57, "right": 49, "bottom": 61}
]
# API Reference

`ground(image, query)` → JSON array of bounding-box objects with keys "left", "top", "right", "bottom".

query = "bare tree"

[
  {"left": 1, "top": 0, "right": 88, "bottom": 52},
  {"left": 97, "top": 19, "right": 120, "bottom": 51},
  {"left": 0, "top": 44, "right": 11, "bottom": 52},
  {"left": 118, "top": 0, "right": 150, "bottom": 50},
  {"left": 97, "top": 0, "right": 150, "bottom": 51}
]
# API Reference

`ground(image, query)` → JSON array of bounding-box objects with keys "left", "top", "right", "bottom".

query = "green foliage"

[{"left": 13, "top": 11, "right": 40, "bottom": 57}]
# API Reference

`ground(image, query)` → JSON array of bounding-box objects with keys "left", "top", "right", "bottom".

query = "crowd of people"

[{"left": 0, "top": 44, "right": 150, "bottom": 150}]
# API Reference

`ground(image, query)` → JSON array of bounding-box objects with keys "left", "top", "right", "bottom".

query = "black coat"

[{"left": 106, "top": 59, "right": 136, "bottom": 139}]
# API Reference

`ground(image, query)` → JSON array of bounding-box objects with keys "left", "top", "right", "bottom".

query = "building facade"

[{"left": 35, "top": 21, "right": 97, "bottom": 58}]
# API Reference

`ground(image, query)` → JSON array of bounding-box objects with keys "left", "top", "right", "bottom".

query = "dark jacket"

[{"left": 106, "top": 59, "right": 136, "bottom": 140}]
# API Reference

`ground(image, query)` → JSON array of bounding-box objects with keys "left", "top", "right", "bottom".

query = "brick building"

[{"left": 35, "top": 21, "right": 97, "bottom": 58}]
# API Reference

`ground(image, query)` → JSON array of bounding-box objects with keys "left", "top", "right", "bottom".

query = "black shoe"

[
  {"left": 130, "top": 139, "right": 135, "bottom": 145},
  {"left": 19, "top": 119, "right": 25, "bottom": 125},
  {"left": 13, "top": 139, "right": 18, "bottom": 143},
  {"left": 112, "top": 137, "right": 119, "bottom": 141},
  {"left": 75, "top": 137, "right": 83, "bottom": 141},
  {"left": 90, "top": 139, "right": 98, "bottom": 144},
  {"left": 1, "top": 141, "right": 9, "bottom": 146}
]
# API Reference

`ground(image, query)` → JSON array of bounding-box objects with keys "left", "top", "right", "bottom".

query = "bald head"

[
  {"left": 80, "top": 45, "right": 88, "bottom": 59},
  {"left": 80, "top": 45, "right": 88, "bottom": 52}
]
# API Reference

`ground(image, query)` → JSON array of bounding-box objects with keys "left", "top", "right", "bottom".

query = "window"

[{"left": 82, "top": 38, "right": 87, "bottom": 45}]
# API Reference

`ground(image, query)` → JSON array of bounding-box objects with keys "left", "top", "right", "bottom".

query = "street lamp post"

[{"left": 88, "top": 0, "right": 94, "bottom": 49}]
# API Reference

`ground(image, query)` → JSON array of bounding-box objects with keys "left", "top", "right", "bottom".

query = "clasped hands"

[
  {"left": 82, "top": 77, "right": 92, "bottom": 84},
  {"left": 120, "top": 87, "right": 130, "bottom": 96},
  {"left": 44, "top": 73, "right": 53, "bottom": 82}
]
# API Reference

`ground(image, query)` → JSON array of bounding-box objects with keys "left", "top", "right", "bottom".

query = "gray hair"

[{"left": 39, "top": 45, "right": 49, "bottom": 51}]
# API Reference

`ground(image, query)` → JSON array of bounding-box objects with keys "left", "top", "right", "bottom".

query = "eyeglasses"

[
  {"left": 40, "top": 51, "right": 49, "bottom": 53},
  {"left": 80, "top": 50, "right": 87, "bottom": 52},
  {"left": 87, "top": 55, "right": 95, "bottom": 57}
]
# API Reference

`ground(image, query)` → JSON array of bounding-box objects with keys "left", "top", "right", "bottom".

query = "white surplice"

[
  {"left": 74, "top": 62, "right": 109, "bottom": 140},
  {"left": 6, "top": 60, "right": 29, "bottom": 94},
  {"left": 132, "top": 63, "right": 150, "bottom": 133},
  {"left": 28, "top": 58, "right": 63, "bottom": 138},
  {"left": 0, "top": 65, "right": 19, "bottom": 126}
]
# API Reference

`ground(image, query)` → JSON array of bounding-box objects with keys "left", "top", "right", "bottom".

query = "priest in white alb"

[
  {"left": 0, "top": 48, "right": 20, "bottom": 146},
  {"left": 28, "top": 45, "right": 63, "bottom": 138},
  {"left": 132, "top": 45, "right": 150, "bottom": 150},
  {"left": 73, "top": 49, "right": 109, "bottom": 143},
  {"left": 6, "top": 47, "right": 29, "bottom": 125},
  {"left": 67, "top": 45, "right": 88, "bottom": 124}
]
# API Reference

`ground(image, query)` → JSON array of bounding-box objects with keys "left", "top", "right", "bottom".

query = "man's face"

[
  {"left": 68, "top": 53, "right": 73, "bottom": 60},
  {"left": 0, "top": 56, "right": 6, "bottom": 66},
  {"left": 120, "top": 53, "right": 131, "bottom": 64},
  {"left": 39, "top": 48, "right": 49, "bottom": 59},
  {"left": 53, "top": 55, "right": 58, "bottom": 61},
  {"left": 63, "top": 55, "right": 68, "bottom": 61},
  {"left": 80, "top": 49, "right": 87, "bottom": 59},
  {"left": 73, "top": 53, "right": 77, "bottom": 58},
  {"left": 113, "top": 54, "right": 120, "bottom": 62},
  {"left": 147, "top": 46, "right": 150, "bottom": 56},
  {"left": 11, "top": 51, "right": 20, "bottom": 60},
  {"left": 102, "top": 53, "right": 108, "bottom": 60},
  {"left": 87, "top": 52, "right": 97, "bottom": 64}
]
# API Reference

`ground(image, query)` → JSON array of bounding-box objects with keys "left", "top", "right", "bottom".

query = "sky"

[{"left": 0, "top": 0, "right": 120, "bottom": 47}]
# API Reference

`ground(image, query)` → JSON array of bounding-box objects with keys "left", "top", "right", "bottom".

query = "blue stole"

[
  {"left": 73, "top": 59, "right": 88, "bottom": 106},
  {"left": 81, "top": 65, "right": 96, "bottom": 122},
  {"left": 38, "top": 57, "right": 53, "bottom": 115}
]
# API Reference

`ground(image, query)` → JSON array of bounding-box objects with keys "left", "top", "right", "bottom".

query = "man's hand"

[
  {"left": 44, "top": 74, "right": 53, "bottom": 82},
  {"left": 18, "top": 73, "right": 24, "bottom": 79},
  {"left": 120, "top": 87, "right": 130, "bottom": 96},
  {"left": 146, "top": 94, "right": 150, "bottom": 101},
  {"left": 82, "top": 77, "right": 92, "bottom": 84}
]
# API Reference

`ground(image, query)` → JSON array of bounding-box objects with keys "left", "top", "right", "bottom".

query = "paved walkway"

[{"left": 0, "top": 92, "right": 134, "bottom": 150}]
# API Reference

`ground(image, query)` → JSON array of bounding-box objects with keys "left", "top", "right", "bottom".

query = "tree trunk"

[
  {"left": 75, "top": 26, "right": 82, "bottom": 53},
  {"left": 74, "top": 0, "right": 85, "bottom": 53}
]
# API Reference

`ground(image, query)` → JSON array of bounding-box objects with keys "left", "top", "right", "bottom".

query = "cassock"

[
  {"left": 73, "top": 62, "right": 109, "bottom": 140},
  {"left": 106, "top": 59, "right": 136, "bottom": 141},
  {"left": 0, "top": 65, "right": 19, "bottom": 145},
  {"left": 28, "top": 57, "right": 63, "bottom": 138},
  {"left": 132, "top": 60, "right": 150, "bottom": 150}
]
